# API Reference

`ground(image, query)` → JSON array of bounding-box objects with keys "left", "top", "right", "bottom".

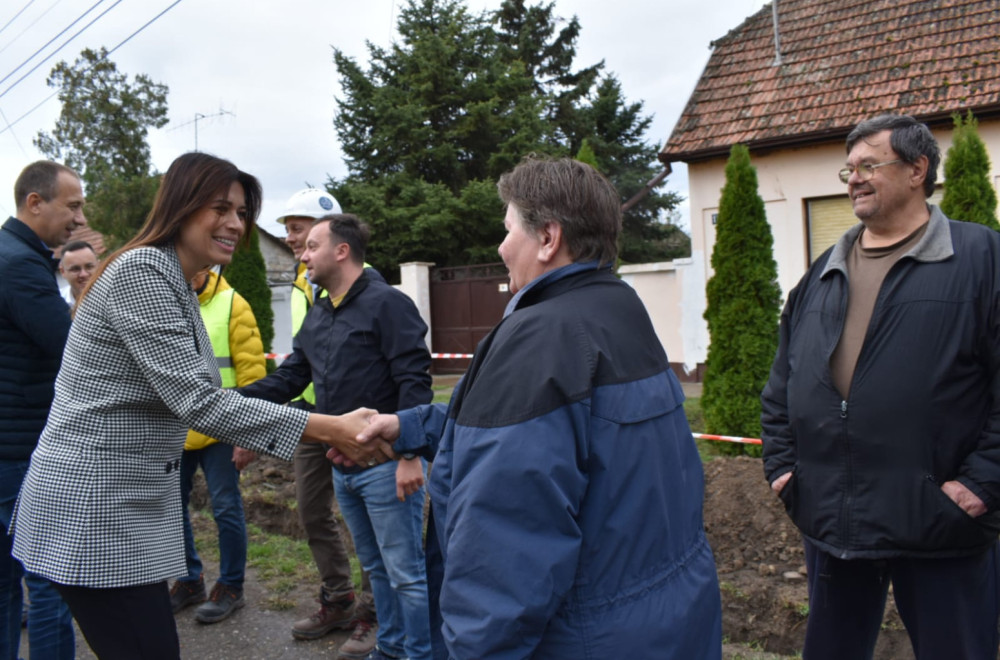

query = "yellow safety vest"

[
  {"left": 291, "top": 263, "right": 316, "bottom": 405},
  {"left": 201, "top": 287, "right": 237, "bottom": 388}
]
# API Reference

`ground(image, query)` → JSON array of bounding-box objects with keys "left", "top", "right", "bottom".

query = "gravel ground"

[{"left": 21, "top": 568, "right": 358, "bottom": 659}]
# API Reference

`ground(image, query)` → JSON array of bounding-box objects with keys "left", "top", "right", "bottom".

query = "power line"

[
  {"left": 0, "top": 0, "right": 66, "bottom": 58},
  {"left": 0, "top": 106, "right": 29, "bottom": 158},
  {"left": 105, "top": 0, "right": 181, "bottom": 57},
  {"left": 0, "top": 0, "right": 37, "bottom": 39},
  {"left": 0, "top": 0, "right": 185, "bottom": 137},
  {"left": 0, "top": 0, "right": 108, "bottom": 89}
]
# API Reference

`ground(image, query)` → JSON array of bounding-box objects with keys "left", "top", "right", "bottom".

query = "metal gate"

[{"left": 430, "top": 263, "right": 512, "bottom": 374}]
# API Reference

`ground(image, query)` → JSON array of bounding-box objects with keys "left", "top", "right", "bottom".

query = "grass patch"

[
  {"left": 190, "top": 510, "right": 364, "bottom": 611},
  {"left": 245, "top": 522, "right": 316, "bottom": 609}
]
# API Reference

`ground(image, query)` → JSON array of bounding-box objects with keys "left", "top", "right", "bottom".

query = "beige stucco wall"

[{"left": 619, "top": 259, "right": 708, "bottom": 377}]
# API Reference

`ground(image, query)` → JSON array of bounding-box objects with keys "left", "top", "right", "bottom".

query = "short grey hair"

[{"left": 846, "top": 115, "right": 940, "bottom": 198}]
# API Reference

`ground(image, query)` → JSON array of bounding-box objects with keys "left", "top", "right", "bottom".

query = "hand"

[
  {"left": 304, "top": 408, "right": 395, "bottom": 465},
  {"left": 941, "top": 480, "right": 987, "bottom": 518},
  {"left": 232, "top": 447, "right": 257, "bottom": 471},
  {"left": 396, "top": 457, "right": 424, "bottom": 502},
  {"left": 357, "top": 413, "right": 401, "bottom": 445},
  {"left": 771, "top": 471, "right": 792, "bottom": 495}
]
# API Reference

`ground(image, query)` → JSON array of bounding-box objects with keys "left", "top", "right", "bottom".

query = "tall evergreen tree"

[
  {"left": 329, "top": 0, "right": 686, "bottom": 278},
  {"left": 35, "top": 48, "right": 168, "bottom": 248},
  {"left": 224, "top": 227, "right": 275, "bottom": 354},
  {"left": 702, "top": 144, "right": 781, "bottom": 455},
  {"left": 941, "top": 110, "right": 1000, "bottom": 230},
  {"left": 330, "top": 0, "right": 547, "bottom": 277},
  {"left": 575, "top": 75, "right": 689, "bottom": 262}
]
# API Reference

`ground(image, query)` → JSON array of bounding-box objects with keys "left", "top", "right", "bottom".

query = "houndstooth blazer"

[{"left": 11, "top": 244, "right": 309, "bottom": 588}]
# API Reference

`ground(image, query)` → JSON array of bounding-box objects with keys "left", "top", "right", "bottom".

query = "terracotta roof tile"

[
  {"left": 661, "top": 0, "right": 1000, "bottom": 162},
  {"left": 54, "top": 225, "right": 106, "bottom": 259}
]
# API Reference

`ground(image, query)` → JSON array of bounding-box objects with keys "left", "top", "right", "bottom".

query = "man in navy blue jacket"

[
  {"left": 0, "top": 160, "right": 85, "bottom": 659},
  {"left": 763, "top": 115, "right": 1000, "bottom": 659},
  {"left": 357, "top": 157, "right": 722, "bottom": 659}
]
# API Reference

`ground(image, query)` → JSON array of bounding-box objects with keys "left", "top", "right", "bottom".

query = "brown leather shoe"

[
  {"left": 337, "top": 619, "right": 378, "bottom": 659},
  {"left": 291, "top": 596, "right": 356, "bottom": 640}
]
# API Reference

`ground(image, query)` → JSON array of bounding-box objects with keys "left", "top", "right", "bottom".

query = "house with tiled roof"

[{"left": 655, "top": 0, "right": 1000, "bottom": 375}]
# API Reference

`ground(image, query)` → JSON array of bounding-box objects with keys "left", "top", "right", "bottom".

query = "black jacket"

[
  {"left": 0, "top": 217, "right": 72, "bottom": 459},
  {"left": 240, "top": 271, "right": 432, "bottom": 415},
  {"left": 762, "top": 206, "right": 1000, "bottom": 559}
]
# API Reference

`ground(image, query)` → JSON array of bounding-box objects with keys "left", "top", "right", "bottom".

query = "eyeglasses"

[{"left": 838, "top": 160, "right": 903, "bottom": 184}]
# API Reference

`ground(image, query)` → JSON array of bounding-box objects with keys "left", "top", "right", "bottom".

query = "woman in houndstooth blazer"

[{"left": 10, "top": 153, "right": 392, "bottom": 659}]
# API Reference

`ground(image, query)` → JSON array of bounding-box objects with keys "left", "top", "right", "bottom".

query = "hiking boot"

[
  {"left": 338, "top": 619, "right": 378, "bottom": 659},
  {"left": 291, "top": 594, "right": 356, "bottom": 640},
  {"left": 169, "top": 577, "right": 206, "bottom": 614},
  {"left": 195, "top": 582, "right": 245, "bottom": 624}
]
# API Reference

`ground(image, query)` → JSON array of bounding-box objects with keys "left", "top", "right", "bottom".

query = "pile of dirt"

[{"left": 703, "top": 456, "right": 913, "bottom": 659}]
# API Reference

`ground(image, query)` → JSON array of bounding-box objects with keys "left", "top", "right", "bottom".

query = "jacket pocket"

[
  {"left": 922, "top": 476, "right": 1000, "bottom": 550},
  {"left": 777, "top": 468, "right": 798, "bottom": 519}
]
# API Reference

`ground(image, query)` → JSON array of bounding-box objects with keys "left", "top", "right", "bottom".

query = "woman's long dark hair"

[{"left": 80, "top": 152, "right": 261, "bottom": 303}]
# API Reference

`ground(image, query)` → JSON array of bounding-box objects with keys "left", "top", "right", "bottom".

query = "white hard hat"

[{"left": 277, "top": 188, "right": 343, "bottom": 224}]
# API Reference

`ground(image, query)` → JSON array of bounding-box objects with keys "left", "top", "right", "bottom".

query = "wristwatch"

[{"left": 400, "top": 453, "right": 417, "bottom": 461}]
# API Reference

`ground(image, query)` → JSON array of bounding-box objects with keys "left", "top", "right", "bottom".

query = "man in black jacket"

[
  {"left": 241, "top": 214, "right": 433, "bottom": 660},
  {"left": 762, "top": 114, "right": 1000, "bottom": 659},
  {"left": 0, "top": 160, "right": 84, "bottom": 658}
]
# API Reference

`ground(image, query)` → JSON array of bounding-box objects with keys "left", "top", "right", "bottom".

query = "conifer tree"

[
  {"left": 941, "top": 111, "right": 1000, "bottom": 230},
  {"left": 224, "top": 227, "right": 274, "bottom": 354},
  {"left": 36, "top": 48, "right": 168, "bottom": 249},
  {"left": 702, "top": 144, "right": 781, "bottom": 455},
  {"left": 330, "top": 0, "right": 686, "bottom": 278}
]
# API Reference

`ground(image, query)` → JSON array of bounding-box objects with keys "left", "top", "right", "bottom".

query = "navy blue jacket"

[
  {"left": 240, "top": 270, "right": 432, "bottom": 415},
  {"left": 396, "top": 262, "right": 722, "bottom": 659},
  {"left": 762, "top": 206, "right": 1000, "bottom": 558},
  {"left": 0, "top": 217, "right": 72, "bottom": 459}
]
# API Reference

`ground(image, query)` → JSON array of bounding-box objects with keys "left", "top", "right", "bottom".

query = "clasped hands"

[
  {"left": 313, "top": 410, "right": 419, "bottom": 501},
  {"left": 305, "top": 408, "right": 398, "bottom": 466}
]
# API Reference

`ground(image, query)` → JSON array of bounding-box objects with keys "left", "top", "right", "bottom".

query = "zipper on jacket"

[{"left": 840, "top": 399, "right": 853, "bottom": 555}]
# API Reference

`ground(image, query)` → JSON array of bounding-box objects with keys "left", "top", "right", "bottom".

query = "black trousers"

[
  {"left": 802, "top": 538, "right": 1000, "bottom": 660},
  {"left": 54, "top": 580, "right": 180, "bottom": 660}
]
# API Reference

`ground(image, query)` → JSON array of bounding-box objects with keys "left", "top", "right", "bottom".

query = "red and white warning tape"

[
  {"left": 692, "top": 432, "right": 762, "bottom": 446},
  {"left": 264, "top": 352, "right": 474, "bottom": 360}
]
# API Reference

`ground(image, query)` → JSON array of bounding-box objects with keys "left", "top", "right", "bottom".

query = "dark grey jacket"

[
  {"left": 762, "top": 205, "right": 1000, "bottom": 559},
  {"left": 0, "top": 217, "right": 72, "bottom": 459}
]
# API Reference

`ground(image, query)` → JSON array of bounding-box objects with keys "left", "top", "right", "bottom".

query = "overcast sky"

[{"left": 0, "top": 0, "right": 769, "bottom": 239}]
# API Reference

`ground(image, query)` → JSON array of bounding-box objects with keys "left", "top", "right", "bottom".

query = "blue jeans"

[
  {"left": 0, "top": 459, "right": 74, "bottom": 660},
  {"left": 179, "top": 443, "right": 247, "bottom": 587},
  {"left": 334, "top": 462, "right": 431, "bottom": 660}
]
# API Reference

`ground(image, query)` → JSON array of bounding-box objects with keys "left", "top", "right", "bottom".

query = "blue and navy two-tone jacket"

[{"left": 396, "top": 261, "right": 722, "bottom": 659}]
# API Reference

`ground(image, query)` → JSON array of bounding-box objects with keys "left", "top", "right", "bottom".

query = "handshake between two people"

[
  {"left": 304, "top": 409, "right": 418, "bottom": 500},
  {"left": 302, "top": 408, "right": 400, "bottom": 467}
]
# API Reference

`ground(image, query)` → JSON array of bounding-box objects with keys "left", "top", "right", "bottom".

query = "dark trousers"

[
  {"left": 802, "top": 538, "right": 1000, "bottom": 660},
  {"left": 54, "top": 580, "right": 180, "bottom": 660}
]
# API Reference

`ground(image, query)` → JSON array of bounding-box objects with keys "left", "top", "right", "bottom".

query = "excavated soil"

[{"left": 704, "top": 456, "right": 914, "bottom": 659}]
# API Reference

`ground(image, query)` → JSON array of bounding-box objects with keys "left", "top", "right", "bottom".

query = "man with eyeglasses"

[
  {"left": 58, "top": 239, "right": 98, "bottom": 305},
  {"left": 762, "top": 114, "right": 1000, "bottom": 659}
]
